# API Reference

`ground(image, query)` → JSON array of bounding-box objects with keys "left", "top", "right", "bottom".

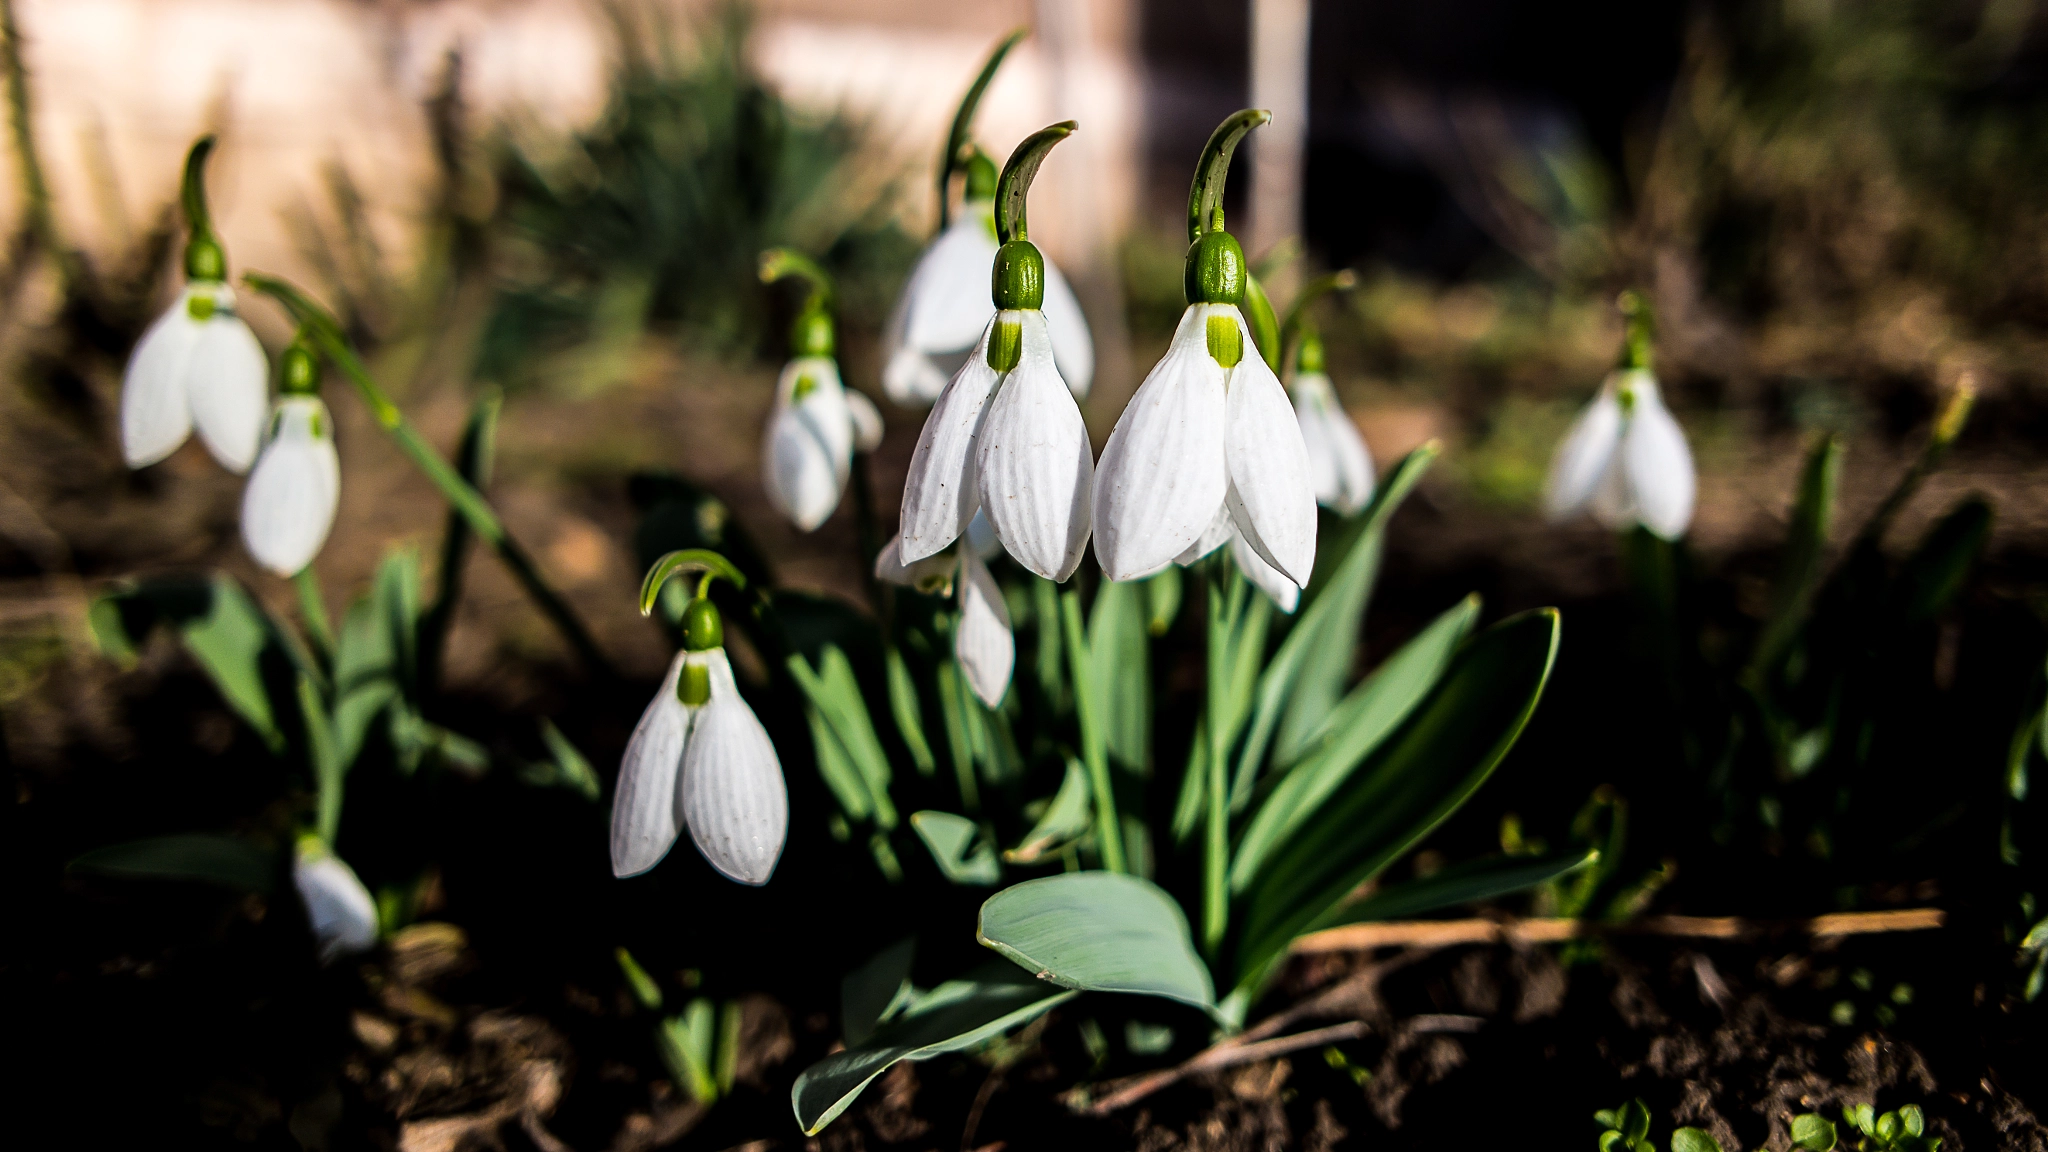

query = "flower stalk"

[{"left": 1061, "top": 589, "right": 1124, "bottom": 873}]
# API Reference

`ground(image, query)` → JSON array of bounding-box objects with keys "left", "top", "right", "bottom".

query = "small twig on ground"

[
  {"left": 960, "top": 1066, "right": 1003, "bottom": 1152},
  {"left": 1288, "top": 908, "right": 1943, "bottom": 954}
]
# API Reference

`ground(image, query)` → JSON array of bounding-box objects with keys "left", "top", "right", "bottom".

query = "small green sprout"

[{"left": 1790, "top": 1103, "right": 1940, "bottom": 1152}]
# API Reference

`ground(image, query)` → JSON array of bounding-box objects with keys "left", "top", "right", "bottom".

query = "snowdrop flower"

[
  {"left": 882, "top": 150, "right": 1094, "bottom": 406},
  {"left": 1544, "top": 293, "right": 1695, "bottom": 540},
  {"left": 294, "top": 835, "right": 378, "bottom": 964},
  {"left": 898, "top": 124, "right": 1094, "bottom": 584},
  {"left": 1289, "top": 332, "right": 1374, "bottom": 516},
  {"left": 759, "top": 251, "right": 883, "bottom": 532},
  {"left": 1175, "top": 509, "right": 1299, "bottom": 613},
  {"left": 614, "top": 555, "right": 786, "bottom": 885},
  {"left": 240, "top": 339, "right": 340, "bottom": 577},
  {"left": 877, "top": 511, "right": 1013, "bottom": 706},
  {"left": 1094, "top": 111, "right": 1315, "bottom": 588},
  {"left": 122, "top": 137, "right": 267, "bottom": 472}
]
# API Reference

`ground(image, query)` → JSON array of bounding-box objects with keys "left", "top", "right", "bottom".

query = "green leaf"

[
  {"left": 1899, "top": 1105, "right": 1925, "bottom": 1137},
  {"left": 1231, "top": 595, "right": 1479, "bottom": 891},
  {"left": 1145, "top": 567, "right": 1183, "bottom": 635},
  {"left": 788, "top": 646, "right": 897, "bottom": 828},
  {"left": 1595, "top": 1109, "right": 1620, "bottom": 1129},
  {"left": 977, "top": 872, "right": 1215, "bottom": 1010},
  {"left": 536, "top": 719, "right": 602, "bottom": 800},
  {"left": 659, "top": 998, "right": 720, "bottom": 1103},
  {"left": 1004, "top": 759, "right": 1093, "bottom": 864},
  {"left": 1233, "top": 608, "right": 1561, "bottom": 991},
  {"left": 1600, "top": 1132, "right": 1632, "bottom": 1152},
  {"left": 1030, "top": 577, "right": 1068, "bottom": 712},
  {"left": 614, "top": 946, "right": 664, "bottom": 1010},
  {"left": 68, "top": 834, "right": 276, "bottom": 893},
  {"left": 95, "top": 575, "right": 295, "bottom": 751},
  {"left": 792, "top": 965, "right": 1076, "bottom": 1135},
  {"left": 909, "top": 810, "right": 1001, "bottom": 886},
  {"left": 1089, "top": 579, "right": 1151, "bottom": 773},
  {"left": 1751, "top": 434, "right": 1840, "bottom": 676},
  {"left": 1671, "top": 1128, "right": 1722, "bottom": 1152},
  {"left": 297, "top": 673, "right": 343, "bottom": 844},
  {"left": 1319, "top": 848, "right": 1599, "bottom": 926},
  {"left": 841, "top": 938, "right": 916, "bottom": 1046},
  {"left": 1792, "top": 1112, "right": 1839, "bottom": 1151},
  {"left": 420, "top": 389, "right": 499, "bottom": 693},
  {"left": 1847, "top": 1103, "right": 1875, "bottom": 1137},
  {"left": 884, "top": 646, "right": 936, "bottom": 776},
  {"left": 372, "top": 547, "right": 422, "bottom": 694},
  {"left": 806, "top": 705, "right": 874, "bottom": 822},
  {"left": 1897, "top": 497, "right": 1989, "bottom": 624},
  {"left": 1877, "top": 1112, "right": 1903, "bottom": 1145},
  {"left": 1620, "top": 1100, "right": 1652, "bottom": 1143}
]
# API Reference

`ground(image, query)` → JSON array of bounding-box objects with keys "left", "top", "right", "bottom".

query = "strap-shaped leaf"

[
  {"left": 1233, "top": 608, "right": 1560, "bottom": 990},
  {"left": 1749, "top": 433, "right": 1839, "bottom": 678},
  {"left": 909, "top": 810, "right": 1001, "bottom": 886},
  {"left": 1004, "top": 759, "right": 1092, "bottom": 864},
  {"left": 978, "top": 872, "right": 1215, "bottom": 1010},
  {"left": 884, "top": 646, "right": 936, "bottom": 776},
  {"left": 1897, "top": 496, "right": 1989, "bottom": 623},
  {"left": 1315, "top": 848, "right": 1598, "bottom": 927},
  {"left": 841, "top": 938, "right": 917, "bottom": 1047},
  {"left": 787, "top": 645, "right": 898, "bottom": 828},
  {"left": 792, "top": 966, "right": 1075, "bottom": 1135},
  {"left": 68, "top": 834, "right": 276, "bottom": 893},
  {"left": 1088, "top": 579, "right": 1151, "bottom": 773},
  {"left": 1231, "top": 595, "right": 1480, "bottom": 890}
]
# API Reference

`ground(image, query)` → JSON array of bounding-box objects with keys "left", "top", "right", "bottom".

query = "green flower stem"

[
  {"left": 293, "top": 565, "right": 335, "bottom": 664},
  {"left": 296, "top": 673, "right": 343, "bottom": 846},
  {"left": 1061, "top": 589, "right": 1125, "bottom": 873},
  {"left": 937, "top": 28, "right": 1025, "bottom": 231},
  {"left": 245, "top": 273, "right": 614, "bottom": 679},
  {"left": 935, "top": 658, "right": 980, "bottom": 813},
  {"left": 1202, "top": 559, "right": 1234, "bottom": 955}
]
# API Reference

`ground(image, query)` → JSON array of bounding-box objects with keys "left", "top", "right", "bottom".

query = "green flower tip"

[
  {"left": 681, "top": 597, "right": 723, "bottom": 653},
  {"left": 1184, "top": 230, "right": 1247, "bottom": 307},
  {"left": 991, "top": 239, "right": 1044, "bottom": 312},
  {"left": 281, "top": 339, "right": 321, "bottom": 396}
]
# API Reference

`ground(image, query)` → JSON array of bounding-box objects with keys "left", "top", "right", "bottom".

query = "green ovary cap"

[
  {"left": 682, "top": 597, "right": 724, "bottom": 652},
  {"left": 991, "top": 239, "right": 1044, "bottom": 312},
  {"left": 184, "top": 235, "right": 225, "bottom": 283},
  {"left": 963, "top": 150, "right": 998, "bottom": 202},
  {"left": 1184, "top": 230, "right": 1247, "bottom": 306},
  {"left": 281, "top": 342, "right": 320, "bottom": 395},
  {"left": 791, "top": 308, "right": 834, "bottom": 359},
  {"left": 1298, "top": 331, "right": 1325, "bottom": 373}
]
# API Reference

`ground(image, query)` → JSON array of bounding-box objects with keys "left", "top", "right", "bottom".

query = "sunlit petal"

[
  {"left": 1545, "top": 380, "right": 1624, "bottom": 519},
  {"left": 120, "top": 296, "right": 202, "bottom": 468},
  {"left": 1093, "top": 305, "right": 1229, "bottom": 581},
  {"left": 902, "top": 213, "right": 1001, "bottom": 354},
  {"left": 293, "top": 838, "right": 379, "bottom": 964},
  {"left": 1041, "top": 254, "right": 1094, "bottom": 399},
  {"left": 1232, "top": 529, "right": 1299, "bottom": 613},
  {"left": 974, "top": 311, "right": 1093, "bottom": 581},
  {"left": 955, "top": 548, "right": 1015, "bottom": 708},
  {"left": 240, "top": 397, "right": 340, "bottom": 577},
  {"left": 1292, "top": 372, "right": 1375, "bottom": 515},
  {"left": 898, "top": 320, "right": 1000, "bottom": 562},
  {"left": 874, "top": 534, "right": 957, "bottom": 594},
  {"left": 1222, "top": 312, "right": 1317, "bottom": 585},
  {"left": 1619, "top": 374, "right": 1695, "bottom": 539},
  {"left": 763, "top": 362, "right": 852, "bottom": 533},
  {"left": 1174, "top": 504, "right": 1233, "bottom": 566},
  {"left": 846, "top": 388, "right": 885, "bottom": 453},
  {"left": 186, "top": 309, "right": 270, "bottom": 473},
  {"left": 679, "top": 650, "right": 788, "bottom": 886},
  {"left": 611, "top": 652, "right": 691, "bottom": 878}
]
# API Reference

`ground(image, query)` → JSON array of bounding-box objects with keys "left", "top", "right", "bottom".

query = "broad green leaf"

[
  {"left": 1900, "top": 1105, "right": 1925, "bottom": 1137},
  {"left": 1317, "top": 848, "right": 1598, "bottom": 926},
  {"left": 909, "top": 810, "right": 1001, "bottom": 886},
  {"left": 1671, "top": 1128, "right": 1722, "bottom": 1152},
  {"left": 977, "top": 872, "right": 1215, "bottom": 1010},
  {"left": 1897, "top": 497, "right": 1989, "bottom": 624},
  {"left": 180, "top": 577, "right": 288, "bottom": 749},
  {"left": 1791, "top": 1112, "right": 1839, "bottom": 1151},
  {"left": 1089, "top": 579, "right": 1151, "bottom": 773},
  {"left": 792, "top": 966, "right": 1076, "bottom": 1135},
  {"left": 842, "top": 938, "right": 916, "bottom": 1046},
  {"left": 1004, "top": 759, "right": 1092, "bottom": 864},
  {"left": 1750, "top": 433, "right": 1839, "bottom": 676},
  {"left": 69, "top": 834, "right": 276, "bottom": 893},
  {"left": 1233, "top": 608, "right": 1560, "bottom": 989},
  {"left": 1232, "top": 595, "right": 1479, "bottom": 890},
  {"left": 1238, "top": 444, "right": 1436, "bottom": 782},
  {"left": 884, "top": 646, "right": 936, "bottom": 776}
]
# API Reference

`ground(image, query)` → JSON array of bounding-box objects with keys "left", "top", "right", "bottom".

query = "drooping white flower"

[
  {"left": 1545, "top": 368, "right": 1695, "bottom": 540},
  {"left": 121, "top": 282, "right": 268, "bottom": 472},
  {"left": 1094, "top": 303, "right": 1316, "bottom": 586},
  {"left": 1290, "top": 371, "right": 1374, "bottom": 515},
  {"left": 240, "top": 395, "right": 340, "bottom": 577},
  {"left": 764, "top": 357, "right": 878, "bottom": 532},
  {"left": 898, "top": 311, "right": 1093, "bottom": 583},
  {"left": 876, "top": 511, "right": 1013, "bottom": 706},
  {"left": 1174, "top": 507, "right": 1299, "bottom": 613},
  {"left": 882, "top": 207, "right": 1094, "bottom": 407},
  {"left": 612, "top": 645, "right": 787, "bottom": 885},
  {"left": 293, "top": 836, "right": 378, "bottom": 964}
]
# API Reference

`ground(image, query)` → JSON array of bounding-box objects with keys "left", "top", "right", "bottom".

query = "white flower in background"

[
  {"left": 763, "top": 357, "right": 857, "bottom": 532},
  {"left": 877, "top": 511, "right": 1013, "bottom": 706},
  {"left": 882, "top": 204, "right": 1094, "bottom": 407},
  {"left": 121, "top": 282, "right": 268, "bottom": 472},
  {"left": 1174, "top": 508, "right": 1299, "bottom": 613},
  {"left": 241, "top": 345, "right": 341, "bottom": 578},
  {"left": 1544, "top": 367, "right": 1695, "bottom": 540},
  {"left": 1291, "top": 371, "right": 1374, "bottom": 516},
  {"left": 613, "top": 596, "right": 786, "bottom": 885},
  {"left": 1094, "top": 302, "right": 1316, "bottom": 587},
  {"left": 293, "top": 836, "right": 378, "bottom": 964}
]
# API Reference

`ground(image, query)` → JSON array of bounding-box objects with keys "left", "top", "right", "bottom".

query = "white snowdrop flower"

[
  {"left": 293, "top": 836, "right": 378, "bottom": 964},
  {"left": 898, "top": 125, "right": 1093, "bottom": 583},
  {"left": 1291, "top": 370, "right": 1374, "bottom": 515},
  {"left": 1172, "top": 506, "right": 1298, "bottom": 612},
  {"left": 877, "top": 511, "right": 1014, "bottom": 708},
  {"left": 1094, "top": 301, "right": 1316, "bottom": 586},
  {"left": 240, "top": 354, "right": 340, "bottom": 578},
  {"left": 121, "top": 282, "right": 268, "bottom": 472},
  {"left": 1545, "top": 366, "right": 1695, "bottom": 540},
  {"left": 847, "top": 388, "right": 884, "bottom": 453},
  {"left": 762, "top": 356, "right": 856, "bottom": 532},
  {"left": 612, "top": 589, "right": 787, "bottom": 885}
]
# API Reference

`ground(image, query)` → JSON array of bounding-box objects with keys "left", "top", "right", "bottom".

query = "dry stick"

[{"left": 1289, "top": 908, "right": 1943, "bottom": 954}]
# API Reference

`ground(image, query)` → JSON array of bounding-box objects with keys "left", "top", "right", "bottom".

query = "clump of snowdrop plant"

[
  {"left": 898, "top": 122, "right": 1095, "bottom": 583},
  {"left": 613, "top": 552, "right": 787, "bottom": 885},
  {"left": 292, "top": 834, "right": 379, "bottom": 965},
  {"left": 882, "top": 33, "right": 1092, "bottom": 407},
  {"left": 239, "top": 336, "right": 341, "bottom": 577},
  {"left": 1544, "top": 291, "right": 1696, "bottom": 539},
  {"left": 1093, "top": 110, "right": 1317, "bottom": 590},
  {"left": 877, "top": 510, "right": 1013, "bottom": 706},
  {"left": 121, "top": 136, "right": 268, "bottom": 473},
  {"left": 759, "top": 251, "right": 883, "bottom": 532}
]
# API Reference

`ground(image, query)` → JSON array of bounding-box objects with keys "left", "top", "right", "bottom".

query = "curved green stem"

[
  {"left": 180, "top": 135, "right": 217, "bottom": 243},
  {"left": 937, "top": 28, "right": 1026, "bottom": 231},
  {"left": 293, "top": 566, "right": 335, "bottom": 664},
  {"left": 1187, "top": 109, "right": 1270, "bottom": 245},
  {"left": 1279, "top": 270, "right": 1357, "bottom": 349},
  {"left": 244, "top": 272, "right": 615, "bottom": 679},
  {"left": 995, "top": 121, "right": 1077, "bottom": 245},
  {"left": 758, "top": 247, "right": 834, "bottom": 313},
  {"left": 640, "top": 549, "right": 747, "bottom": 615},
  {"left": 1061, "top": 589, "right": 1125, "bottom": 873},
  {"left": 1618, "top": 289, "right": 1654, "bottom": 371}
]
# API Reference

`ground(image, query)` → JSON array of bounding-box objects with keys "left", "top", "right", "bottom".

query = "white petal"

[
  {"left": 240, "top": 397, "right": 340, "bottom": 577},
  {"left": 1041, "top": 254, "right": 1095, "bottom": 399},
  {"left": 902, "top": 213, "right": 1001, "bottom": 355},
  {"left": 955, "top": 548, "right": 1014, "bottom": 708},
  {"left": 186, "top": 308, "right": 270, "bottom": 473},
  {"left": 611, "top": 651, "right": 692, "bottom": 877},
  {"left": 874, "top": 535, "right": 957, "bottom": 594},
  {"left": 898, "top": 320, "right": 1001, "bottom": 563},
  {"left": 1174, "top": 504, "right": 1233, "bottom": 566},
  {"left": 679, "top": 650, "right": 787, "bottom": 885},
  {"left": 1292, "top": 373, "right": 1375, "bottom": 515},
  {"left": 1221, "top": 311, "right": 1317, "bottom": 586},
  {"left": 294, "top": 840, "right": 379, "bottom": 964},
  {"left": 1092, "top": 305, "right": 1229, "bottom": 581},
  {"left": 1619, "top": 374, "right": 1695, "bottom": 539},
  {"left": 964, "top": 507, "right": 1001, "bottom": 561},
  {"left": 846, "top": 388, "right": 885, "bottom": 452},
  {"left": 120, "top": 298, "right": 202, "bottom": 467},
  {"left": 883, "top": 347, "right": 951, "bottom": 407},
  {"left": 1545, "top": 381, "right": 1624, "bottom": 519},
  {"left": 974, "top": 311, "right": 1093, "bottom": 582},
  {"left": 1232, "top": 529, "right": 1299, "bottom": 613},
  {"left": 763, "top": 360, "right": 852, "bottom": 532}
]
